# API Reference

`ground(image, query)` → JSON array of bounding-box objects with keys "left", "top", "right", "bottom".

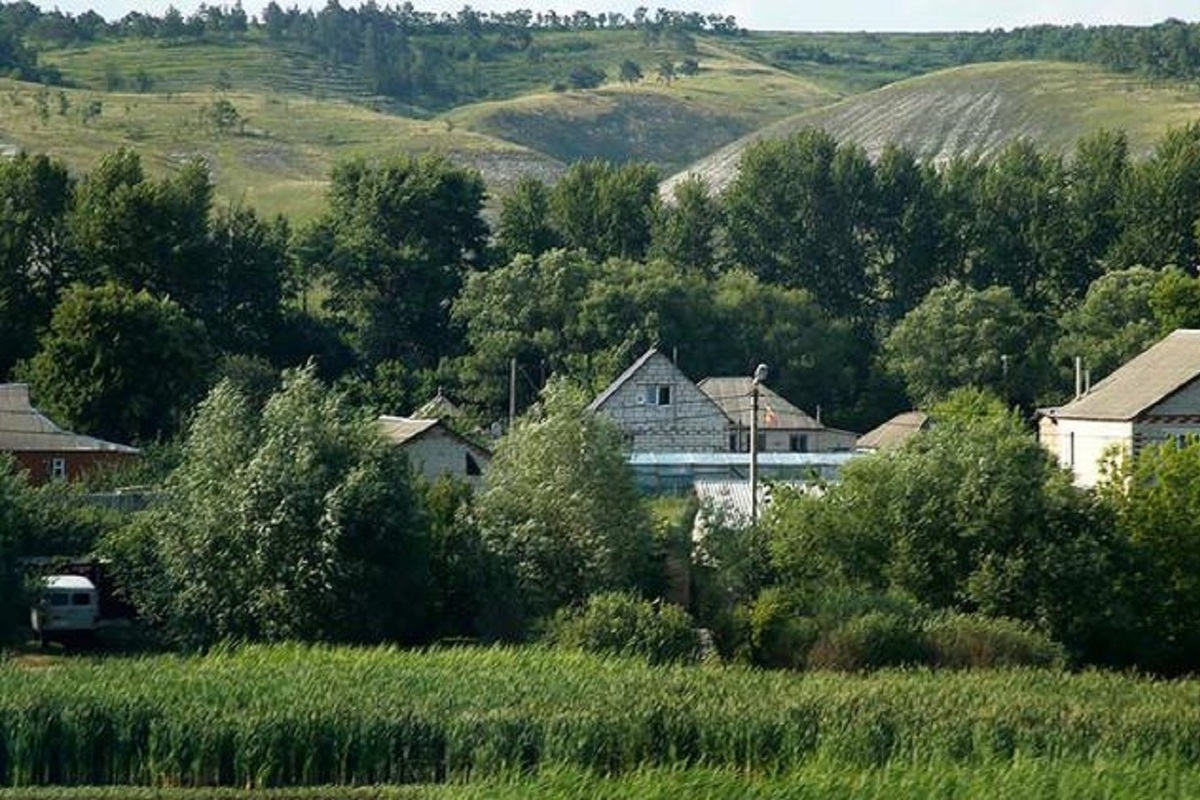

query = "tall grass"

[{"left": 1, "top": 645, "right": 1199, "bottom": 787}]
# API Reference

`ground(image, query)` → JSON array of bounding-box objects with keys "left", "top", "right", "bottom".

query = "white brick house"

[
  {"left": 588, "top": 348, "right": 731, "bottom": 452},
  {"left": 1039, "top": 329, "right": 1200, "bottom": 488}
]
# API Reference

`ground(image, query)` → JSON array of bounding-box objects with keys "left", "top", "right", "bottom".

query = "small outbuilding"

[{"left": 378, "top": 416, "right": 491, "bottom": 489}]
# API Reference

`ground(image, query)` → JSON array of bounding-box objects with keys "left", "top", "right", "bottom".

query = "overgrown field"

[{"left": 2, "top": 645, "right": 1200, "bottom": 789}]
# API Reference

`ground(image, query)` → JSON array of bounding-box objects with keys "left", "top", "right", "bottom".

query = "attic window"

[{"left": 641, "top": 384, "right": 671, "bottom": 406}]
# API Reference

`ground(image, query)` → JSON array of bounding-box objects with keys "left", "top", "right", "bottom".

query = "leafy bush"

[
  {"left": 923, "top": 613, "right": 1067, "bottom": 669},
  {"left": 545, "top": 591, "right": 700, "bottom": 664},
  {"left": 807, "top": 611, "right": 928, "bottom": 671},
  {"left": 749, "top": 587, "right": 817, "bottom": 669}
]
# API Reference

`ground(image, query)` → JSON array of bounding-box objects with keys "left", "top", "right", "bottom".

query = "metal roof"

[
  {"left": 0, "top": 384, "right": 139, "bottom": 454},
  {"left": 1044, "top": 329, "right": 1200, "bottom": 421},
  {"left": 857, "top": 411, "right": 930, "bottom": 451},
  {"left": 697, "top": 377, "right": 821, "bottom": 429},
  {"left": 629, "top": 452, "right": 859, "bottom": 467},
  {"left": 377, "top": 416, "right": 442, "bottom": 446},
  {"left": 377, "top": 415, "right": 493, "bottom": 456}
]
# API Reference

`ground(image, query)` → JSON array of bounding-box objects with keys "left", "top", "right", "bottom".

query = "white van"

[{"left": 31, "top": 575, "right": 100, "bottom": 644}]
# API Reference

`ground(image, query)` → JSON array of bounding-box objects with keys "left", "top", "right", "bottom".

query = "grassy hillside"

[
  {"left": 9, "top": 31, "right": 840, "bottom": 216},
  {"left": 0, "top": 78, "right": 562, "bottom": 221},
  {"left": 447, "top": 39, "right": 836, "bottom": 171},
  {"left": 664, "top": 61, "right": 1200, "bottom": 197}
]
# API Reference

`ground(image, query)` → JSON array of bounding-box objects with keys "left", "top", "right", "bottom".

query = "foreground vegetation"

[
  {"left": 2, "top": 645, "right": 1200, "bottom": 788},
  {"left": 3, "top": 761, "right": 1200, "bottom": 798}
]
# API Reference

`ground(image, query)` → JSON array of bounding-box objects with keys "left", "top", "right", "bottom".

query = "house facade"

[
  {"left": 378, "top": 416, "right": 491, "bottom": 489},
  {"left": 0, "top": 384, "right": 139, "bottom": 484},
  {"left": 1039, "top": 329, "right": 1200, "bottom": 487},
  {"left": 588, "top": 349, "right": 731, "bottom": 452},
  {"left": 697, "top": 377, "right": 858, "bottom": 453}
]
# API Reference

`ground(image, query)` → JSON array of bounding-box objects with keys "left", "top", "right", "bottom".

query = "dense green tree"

[
  {"left": 650, "top": 173, "right": 719, "bottom": 275},
  {"left": 312, "top": 155, "right": 488, "bottom": 368},
  {"left": 1066, "top": 129, "right": 1130, "bottom": 273},
  {"left": 721, "top": 128, "right": 872, "bottom": 316},
  {"left": 966, "top": 140, "right": 1077, "bottom": 306},
  {"left": 1111, "top": 122, "right": 1200, "bottom": 271},
  {"left": 105, "top": 367, "right": 433, "bottom": 647},
  {"left": 1102, "top": 437, "right": 1200, "bottom": 672},
  {"left": 17, "top": 282, "right": 210, "bottom": 444},
  {"left": 0, "top": 153, "right": 74, "bottom": 378},
  {"left": 884, "top": 281, "right": 1044, "bottom": 408},
  {"left": 495, "top": 176, "right": 560, "bottom": 262},
  {"left": 1052, "top": 267, "right": 1166, "bottom": 392},
  {"left": 476, "top": 379, "right": 652, "bottom": 623},
  {"left": 549, "top": 160, "right": 660, "bottom": 261},
  {"left": 869, "top": 145, "right": 946, "bottom": 321},
  {"left": 203, "top": 205, "right": 292, "bottom": 357},
  {"left": 1148, "top": 267, "right": 1200, "bottom": 332},
  {"left": 68, "top": 150, "right": 214, "bottom": 313},
  {"left": 768, "top": 389, "right": 1126, "bottom": 661}
]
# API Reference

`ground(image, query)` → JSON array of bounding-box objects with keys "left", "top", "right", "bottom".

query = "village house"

[
  {"left": 1038, "top": 329, "right": 1200, "bottom": 487},
  {"left": 0, "top": 383, "right": 139, "bottom": 484},
  {"left": 377, "top": 415, "right": 491, "bottom": 489},
  {"left": 697, "top": 377, "right": 858, "bottom": 453},
  {"left": 587, "top": 348, "right": 731, "bottom": 453}
]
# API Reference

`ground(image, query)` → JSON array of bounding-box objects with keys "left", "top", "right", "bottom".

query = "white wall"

[
  {"left": 402, "top": 428, "right": 489, "bottom": 489},
  {"left": 1039, "top": 416, "right": 1131, "bottom": 488},
  {"left": 597, "top": 353, "right": 730, "bottom": 452}
]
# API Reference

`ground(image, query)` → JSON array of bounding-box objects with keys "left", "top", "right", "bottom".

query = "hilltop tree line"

[
  {"left": 0, "top": 1, "right": 735, "bottom": 106},
  {"left": 9, "top": 3, "right": 1200, "bottom": 101}
]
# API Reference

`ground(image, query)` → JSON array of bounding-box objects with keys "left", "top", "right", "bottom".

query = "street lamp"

[{"left": 750, "top": 363, "right": 768, "bottom": 524}]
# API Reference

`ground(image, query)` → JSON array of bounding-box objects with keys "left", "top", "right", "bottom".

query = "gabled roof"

[
  {"left": 697, "top": 377, "right": 821, "bottom": 429},
  {"left": 378, "top": 415, "right": 492, "bottom": 456},
  {"left": 588, "top": 347, "right": 669, "bottom": 412},
  {"left": 0, "top": 384, "right": 138, "bottom": 455},
  {"left": 1045, "top": 329, "right": 1200, "bottom": 422},
  {"left": 856, "top": 411, "right": 930, "bottom": 452},
  {"left": 411, "top": 389, "right": 461, "bottom": 420}
]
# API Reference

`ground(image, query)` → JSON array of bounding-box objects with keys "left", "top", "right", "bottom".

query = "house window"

[
  {"left": 1068, "top": 432, "right": 1075, "bottom": 467},
  {"left": 465, "top": 453, "right": 482, "bottom": 476},
  {"left": 756, "top": 432, "right": 766, "bottom": 452},
  {"left": 640, "top": 384, "right": 672, "bottom": 406},
  {"left": 729, "top": 433, "right": 739, "bottom": 452},
  {"left": 789, "top": 434, "right": 809, "bottom": 453},
  {"left": 50, "top": 458, "right": 66, "bottom": 481}
]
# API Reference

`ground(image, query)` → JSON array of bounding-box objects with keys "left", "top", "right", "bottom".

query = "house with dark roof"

[
  {"left": 378, "top": 415, "right": 491, "bottom": 489},
  {"left": 587, "top": 348, "right": 731, "bottom": 453},
  {"left": 0, "top": 384, "right": 139, "bottom": 484},
  {"left": 1038, "top": 329, "right": 1200, "bottom": 487},
  {"left": 697, "top": 377, "right": 858, "bottom": 453},
  {"left": 857, "top": 411, "right": 932, "bottom": 453}
]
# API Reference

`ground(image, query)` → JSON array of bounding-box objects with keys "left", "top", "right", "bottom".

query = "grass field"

[{"left": 2, "top": 644, "right": 1200, "bottom": 790}]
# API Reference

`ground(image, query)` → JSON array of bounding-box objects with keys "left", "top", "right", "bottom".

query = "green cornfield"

[{"left": 1, "top": 644, "right": 1200, "bottom": 789}]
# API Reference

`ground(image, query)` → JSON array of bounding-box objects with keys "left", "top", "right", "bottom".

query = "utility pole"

[{"left": 750, "top": 363, "right": 768, "bottom": 525}]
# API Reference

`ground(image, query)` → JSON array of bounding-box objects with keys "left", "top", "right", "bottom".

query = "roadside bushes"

[
  {"left": 747, "top": 589, "right": 1065, "bottom": 671},
  {"left": 544, "top": 591, "right": 700, "bottom": 664}
]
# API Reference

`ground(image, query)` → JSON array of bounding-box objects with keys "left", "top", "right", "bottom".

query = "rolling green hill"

[
  {"left": 12, "top": 26, "right": 1200, "bottom": 220},
  {"left": 663, "top": 61, "right": 1200, "bottom": 197}
]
